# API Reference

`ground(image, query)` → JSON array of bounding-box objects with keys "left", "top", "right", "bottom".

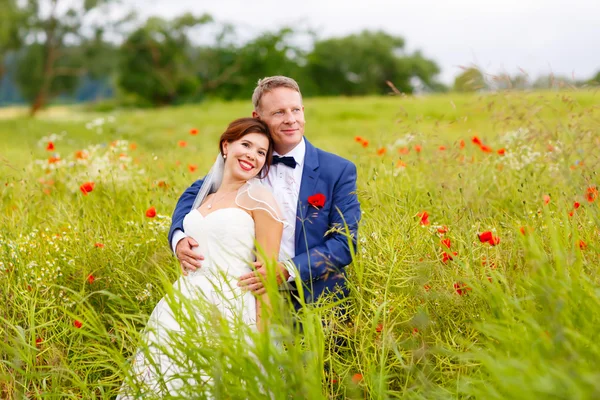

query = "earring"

[{"left": 223, "top": 154, "right": 227, "bottom": 160}]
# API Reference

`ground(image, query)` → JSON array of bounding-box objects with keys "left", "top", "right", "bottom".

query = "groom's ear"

[{"left": 252, "top": 110, "right": 260, "bottom": 119}]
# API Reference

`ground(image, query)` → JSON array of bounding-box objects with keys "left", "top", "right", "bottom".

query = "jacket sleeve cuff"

[
  {"left": 171, "top": 229, "right": 187, "bottom": 254},
  {"left": 283, "top": 259, "right": 298, "bottom": 282}
]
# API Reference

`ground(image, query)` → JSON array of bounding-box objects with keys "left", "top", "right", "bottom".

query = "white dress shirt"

[
  {"left": 171, "top": 138, "right": 306, "bottom": 279},
  {"left": 260, "top": 138, "right": 306, "bottom": 279}
]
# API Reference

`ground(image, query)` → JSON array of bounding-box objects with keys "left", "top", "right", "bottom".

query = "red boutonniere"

[{"left": 308, "top": 193, "right": 326, "bottom": 209}]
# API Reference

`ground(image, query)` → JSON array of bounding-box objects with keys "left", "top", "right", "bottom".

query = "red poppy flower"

[
  {"left": 188, "top": 164, "right": 198, "bottom": 173},
  {"left": 479, "top": 145, "right": 493, "bottom": 153},
  {"left": 568, "top": 210, "right": 574, "bottom": 217},
  {"left": 178, "top": 140, "right": 187, "bottom": 148},
  {"left": 190, "top": 128, "right": 198, "bottom": 135},
  {"left": 79, "top": 182, "right": 95, "bottom": 195},
  {"left": 586, "top": 186, "right": 598, "bottom": 202},
  {"left": 442, "top": 252, "right": 453, "bottom": 263},
  {"left": 74, "top": 150, "right": 88, "bottom": 160},
  {"left": 352, "top": 373, "right": 363, "bottom": 384},
  {"left": 437, "top": 226, "right": 449, "bottom": 234},
  {"left": 412, "top": 328, "right": 419, "bottom": 336},
  {"left": 573, "top": 201, "right": 580, "bottom": 209},
  {"left": 396, "top": 160, "right": 406, "bottom": 168},
  {"left": 579, "top": 240, "right": 587, "bottom": 250},
  {"left": 418, "top": 211, "right": 430, "bottom": 226},
  {"left": 46, "top": 141, "right": 55, "bottom": 151},
  {"left": 424, "top": 284, "right": 431, "bottom": 292},
  {"left": 414, "top": 145, "right": 422, "bottom": 153},
  {"left": 459, "top": 140, "right": 465, "bottom": 149},
  {"left": 362, "top": 140, "right": 369, "bottom": 148},
  {"left": 94, "top": 242, "right": 104, "bottom": 248},
  {"left": 398, "top": 147, "right": 410, "bottom": 154},
  {"left": 354, "top": 136, "right": 364, "bottom": 143},
  {"left": 453, "top": 282, "right": 471, "bottom": 296},
  {"left": 376, "top": 323, "right": 383, "bottom": 333},
  {"left": 35, "top": 337, "right": 43, "bottom": 347},
  {"left": 73, "top": 320, "right": 83, "bottom": 329},
  {"left": 145, "top": 206, "right": 157, "bottom": 218},
  {"left": 48, "top": 156, "right": 61, "bottom": 164},
  {"left": 543, "top": 195, "right": 551, "bottom": 205},
  {"left": 441, "top": 238, "right": 451, "bottom": 249},
  {"left": 471, "top": 136, "right": 482, "bottom": 146},
  {"left": 376, "top": 147, "right": 386, "bottom": 156},
  {"left": 519, "top": 226, "right": 526, "bottom": 235},
  {"left": 308, "top": 193, "right": 326, "bottom": 208},
  {"left": 129, "top": 143, "right": 137, "bottom": 150},
  {"left": 157, "top": 180, "right": 168, "bottom": 188},
  {"left": 478, "top": 231, "right": 500, "bottom": 246},
  {"left": 478, "top": 231, "right": 493, "bottom": 243},
  {"left": 497, "top": 148, "right": 506, "bottom": 155},
  {"left": 87, "top": 274, "right": 95, "bottom": 284}
]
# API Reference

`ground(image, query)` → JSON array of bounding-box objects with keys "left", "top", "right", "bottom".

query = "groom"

[{"left": 168, "top": 76, "right": 361, "bottom": 309}]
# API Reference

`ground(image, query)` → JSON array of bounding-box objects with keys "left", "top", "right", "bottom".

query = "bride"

[{"left": 118, "top": 118, "right": 285, "bottom": 398}]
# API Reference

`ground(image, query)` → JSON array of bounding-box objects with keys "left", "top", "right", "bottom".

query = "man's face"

[{"left": 253, "top": 87, "right": 305, "bottom": 155}]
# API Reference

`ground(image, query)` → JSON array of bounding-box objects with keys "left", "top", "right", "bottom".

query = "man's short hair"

[{"left": 252, "top": 76, "right": 302, "bottom": 111}]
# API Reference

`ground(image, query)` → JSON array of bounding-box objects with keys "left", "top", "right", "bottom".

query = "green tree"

[
  {"left": 117, "top": 13, "right": 212, "bottom": 106},
  {"left": 492, "top": 73, "right": 530, "bottom": 91},
  {"left": 188, "top": 23, "right": 239, "bottom": 100},
  {"left": 532, "top": 74, "right": 575, "bottom": 90},
  {"left": 305, "top": 30, "right": 440, "bottom": 96},
  {"left": 512, "top": 73, "right": 530, "bottom": 90},
  {"left": 196, "top": 27, "right": 311, "bottom": 100},
  {"left": 10, "top": 0, "right": 127, "bottom": 115},
  {"left": 0, "top": 0, "right": 30, "bottom": 80},
  {"left": 453, "top": 67, "right": 486, "bottom": 92}
]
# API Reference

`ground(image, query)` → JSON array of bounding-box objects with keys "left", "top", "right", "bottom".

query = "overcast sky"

[{"left": 129, "top": 0, "right": 600, "bottom": 84}]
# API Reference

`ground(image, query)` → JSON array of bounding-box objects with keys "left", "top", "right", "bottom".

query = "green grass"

[{"left": 0, "top": 89, "right": 599, "bottom": 399}]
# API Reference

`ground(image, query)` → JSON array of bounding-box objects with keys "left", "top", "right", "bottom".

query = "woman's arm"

[{"left": 252, "top": 208, "right": 283, "bottom": 332}]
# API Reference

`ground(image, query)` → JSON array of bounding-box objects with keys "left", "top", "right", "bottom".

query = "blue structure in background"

[{"left": 0, "top": 57, "right": 115, "bottom": 106}]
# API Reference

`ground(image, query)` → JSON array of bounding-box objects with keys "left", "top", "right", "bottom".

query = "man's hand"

[
  {"left": 238, "top": 261, "right": 290, "bottom": 295},
  {"left": 175, "top": 237, "right": 204, "bottom": 275}
]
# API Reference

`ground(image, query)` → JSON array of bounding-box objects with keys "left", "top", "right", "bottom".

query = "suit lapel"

[{"left": 295, "top": 138, "right": 320, "bottom": 249}]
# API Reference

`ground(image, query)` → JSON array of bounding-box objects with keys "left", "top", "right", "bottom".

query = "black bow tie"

[{"left": 272, "top": 155, "right": 296, "bottom": 169}]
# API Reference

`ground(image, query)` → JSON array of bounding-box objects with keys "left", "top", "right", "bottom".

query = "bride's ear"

[{"left": 222, "top": 141, "right": 229, "bottom": 158}]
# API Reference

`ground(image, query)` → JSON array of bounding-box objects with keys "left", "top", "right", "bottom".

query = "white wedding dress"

[{"left": 118, "top": 207, "right": 260, "bottom": 398}]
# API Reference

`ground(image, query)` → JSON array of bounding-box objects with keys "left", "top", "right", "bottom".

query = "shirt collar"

[{"left": 273, "top": 137, "right": 305, "bottom": 168}]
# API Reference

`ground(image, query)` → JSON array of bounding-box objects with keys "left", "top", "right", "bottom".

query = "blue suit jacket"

[{"left": 168, "top": 138, "right": 361, "bottom": 306}]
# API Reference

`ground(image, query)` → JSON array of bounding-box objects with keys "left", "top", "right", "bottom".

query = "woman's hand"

[{"left": 238, "top": 261, "right": 290, "bottom": 295}]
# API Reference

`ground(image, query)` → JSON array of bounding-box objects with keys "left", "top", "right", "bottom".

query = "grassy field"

[{"left": 1, "top": 90, "right": 599, "bottom": 399}]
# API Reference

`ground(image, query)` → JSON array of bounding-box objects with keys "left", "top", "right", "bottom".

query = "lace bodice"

[{"left": 182, "top": 208, "right": 255, "bottom": 278}]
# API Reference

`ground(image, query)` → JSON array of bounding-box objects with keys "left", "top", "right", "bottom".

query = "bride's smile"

[{"left": 238, "top": 159, "right": 254, "bottom": 171}]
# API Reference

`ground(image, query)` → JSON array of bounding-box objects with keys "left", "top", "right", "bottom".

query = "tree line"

[
  {"left": 0, "top": 0, "right": 444, "bottom": 114},
  {"left": 1, "top": 1, "right": 598, "bottom": 115},
  {"left": 453, "top": 67, "right": 599, "bottom": 92}
]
